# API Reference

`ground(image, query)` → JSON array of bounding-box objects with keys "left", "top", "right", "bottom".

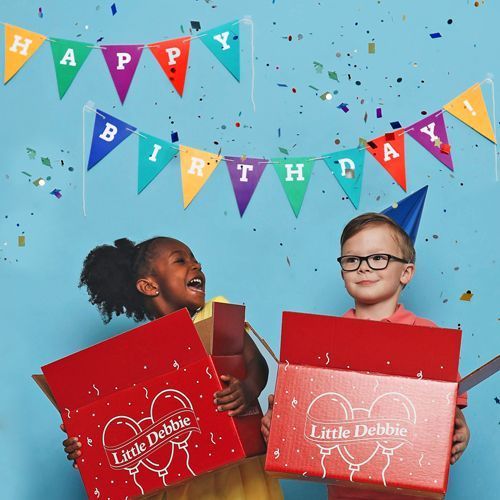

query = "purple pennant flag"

[
  {"left": 225, "top": 156, "right": 267, "bottom": 216},
  {"left": 407, "top": 111, "right": 454, "bottom": 171},
  {"left": 102, "top": 44, "right": 143, "bottom": 104}
]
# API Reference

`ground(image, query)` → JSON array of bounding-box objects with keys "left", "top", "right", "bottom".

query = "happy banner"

[
  {"left": 2, "top": 20, "right": 242, "bottom": 102},
  {"left": 84, "top": 80, "right": 496, "bottom": 217}
]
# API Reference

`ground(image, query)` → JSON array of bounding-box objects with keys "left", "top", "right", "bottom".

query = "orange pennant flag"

[
  {"left": 180, "top": 146, "right": 222, "bottom": 208},
  {"left": 148, "top": 37, "right": 191, "bottom": 96},
  {"left": 4, "top": 24, "right": 46, "bottom": 83},
  {"left": 443, "top": 83, "right": 496, "bottom": 143},
  {"left": 366, "top": 130, "right": 407, "bottom": 191}
]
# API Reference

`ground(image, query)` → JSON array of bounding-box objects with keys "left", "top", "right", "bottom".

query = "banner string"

[
  {"left": 481, "top": 77, "right": 498, "bottom": 181},
  {"left": 239, "top": 16, "right": 256, "bottom": 112}
]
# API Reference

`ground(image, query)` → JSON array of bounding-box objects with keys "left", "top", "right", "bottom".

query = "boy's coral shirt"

[{"left": 342, "top": 304, "right": 468, "bottom": 408}]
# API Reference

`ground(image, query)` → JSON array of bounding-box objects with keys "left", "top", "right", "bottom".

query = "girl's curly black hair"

[{"left": 78, "top": 236, "right": 170, "bottom": 323}]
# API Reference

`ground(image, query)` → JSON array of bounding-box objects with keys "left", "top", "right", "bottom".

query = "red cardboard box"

[
  {"left": 36, "top": 305, "right": 265, "bottom": 499},
  {"left": 265, "top": 311, "right": 463, "bottom": 499}
]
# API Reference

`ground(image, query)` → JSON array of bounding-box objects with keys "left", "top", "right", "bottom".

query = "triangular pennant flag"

[
  {"left": 381, "top": 185, "right": 428, "bottom": 243},
  {"left": 200, "top": 21, "right": 240, "bottom": 81},
  {"left": 272, "top": 157, "right": 315, "bottom": 217},
  {"left": 323, "top": 148, "right": 366, "bottom": 209},
  {"left": 407, "top": 111, "right": 454, "bottom": 171},
  {"left": 443, "top": 83, "right": 496, "bottom": 143},
  {"left": 138, "top": 133, "right": 178, "bottom": 194},
  {"left": 50, "top": 38, "right": 93, "bottom": 98},
  {"left": 102, "top": 44, "right": 143, "bottom": 104},
  {"left": 4, "top": 24, "right": 46, "bottom": 83},
  {"left": 87, "top": 109, "right": 136, "bottom": 170},
  {"left": 366, "top": 130, "right": 407, "bottom": 191},
  {"left": 180, "top": 146, "right": 222, "bottom": 208},
  {"left": 225, "top": 156, "right": 267, "bottom": 216},
  {"left": 148, "top": 37, "right": 190, "bottom": 96}
]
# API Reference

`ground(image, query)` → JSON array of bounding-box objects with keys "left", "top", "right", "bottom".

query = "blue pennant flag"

[
  {"left": 87, "top": 109, "right": 136, "bottom": 170},
  {"left": 200, "top": 21, "right": 240, "bottom": 81},
  {"left": 381, "top": 185, "right": 428, "bottom": 243},
  {"left": 138, "top": 132, "right": 177, "bottom": 193}
]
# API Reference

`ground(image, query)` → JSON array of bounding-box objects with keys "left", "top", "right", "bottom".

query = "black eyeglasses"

[{"left": 337, "top": 253, "right": 410, "bottom": 271}]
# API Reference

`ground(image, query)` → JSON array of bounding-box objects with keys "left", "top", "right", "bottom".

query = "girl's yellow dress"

[{"left": 145, "top": 297, "right": 283, "bottom": 500}]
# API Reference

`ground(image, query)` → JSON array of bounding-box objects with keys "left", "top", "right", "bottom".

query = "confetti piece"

[
  {"left": 320, "top": 91, "right": 333, "bottom": 101},
  {"left": 363, "top": 112, "right": 368, "bottom": 123},
  {"left": 390, "top": 121, "right": 402, "bottom": 130},
  {"left": 328, "top": 71, "right": 339, "bottom": 82},
  {"left": 38, "top": 7, "right": 43, "bottom": 18},
  {"left": 368, "top": 42, "right": 376, "bottom": 54},
  {"left": 26, "top": 148, "right": 36, "bottom": 159},
  {"left": 286, "top": 256, "right": 291, "bottom": 266},
  {"left": 460, "top": 290, "right": 473, "bottom": 301},
  {"left": 313, "top": 61, "right": 324, "bottom": 73},
  {"left": 33, "top": 177, "right": 46, "bottom": 187},
  {"left": 18, "top": 235, "right": 25, "bottom": 247},
  {"left": 430, "top": 32, "right": 442, "bottom": 39},
  {"left": 180, "top": 25, "right": 185, "bottom": 34},
  {"left": 21, "top": 171, "right": 32, "bottom": 177},
  {"left": 50, "top": 189, "right": 62, "bottom": 199},
  {"left": 111, "top": 3, "right": 117, "bottom": 15},
  {"left": 171, "top": 131, "right": 179, "bottom": 143},
  {"left": 278, "top": 147, "right": 289, "bottom": 155},
  {"left": 385, "top": 132, "right": 395, "bottom": 141},
  {"left": 337, "top": 103, "right": 349, "bottom": 113},
  {"left": 277, "top": 83, "right": 288, "bottom": 87},
  {"left": 41, "top": 157, "right": 51, "bottom": 167},
  {"left": 191, "top": 20, "right": 201, "bottom": 31},
  {"left": 440, "top": 143, "right": 451, "bottom": 154},
  {"left": 376, "top": 107, "right": 382, "bottom": 118},
  {"left": 278, "top": 128, "right": 281, "bottom": 137}
]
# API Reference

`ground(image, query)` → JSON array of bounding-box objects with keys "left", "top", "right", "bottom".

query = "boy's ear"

[
  {"left": 400, "top": 263, "right": 415, "bottom": 286},
  {"left": 136, "top": 278, "right": 159, "bottom": 297}
]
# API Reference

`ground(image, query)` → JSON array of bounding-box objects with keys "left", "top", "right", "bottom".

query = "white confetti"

[
  {"left": 284, "top": 359, "right": 290, "bottom": 372},
  {"left": 94, "top": 487, "right": 100, "bottom": 498},
  {"left": 273, "top": 448, "right": 280, "bottom": 460},
  {"left": 205, "top": 366, "right": 212, "bottom": 379},
  {"left": 291, "top": 397, "right": 298, "bottom": 409},
  {"left": 302, "top": 471, "right": 307, "bottom": 477},
  {"left": 417, "top": 370, "right": 423, "bottom": 380},
  {"left": 325, "top": 352, "right": 330, "bottom": 366},
  {"left": 65, "top": 408, "right": 71, "bottom": 419},
  {"left": 210, "top": 432, "right": 216, "bottom": 445},
  {"left": 87, "top": 437, "right": 93, "bottom": 447},
  {"left": 92, "top": 384, "right": 100, "bottom": 396},
  {"left": 143, "top": 387, "right": 149, "bottom": 399},
  {"left": 173, "top": 360, "right": 179, "bottom": 370},
  {"left": 418, "top": 453, "right": 424, "bottom": 467}
]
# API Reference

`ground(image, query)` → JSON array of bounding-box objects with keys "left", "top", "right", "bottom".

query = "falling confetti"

[
  {"left": 376, "top": 107, "right": 383, "bottom": 118},
  {"left": 313, "top": 61, "right": 324, "bottom": 73},
  {"left": 33, "top": 178, "right": 46, "bottom": 187},
  {"left": 328, "top": 71, "right": 339, "bottom": 82},
  {"left": 41, "top": 157, "right": 51, "bottom": 167},
  {"left": 171, "top": 131, "right": 179, "bottom": 143},
  {"left": 26, "top": 148, "right": 36, "bottom": 159},
  {"left": 111, "top": 3, "right": 117, "bottom": 15},
  {"left": 38, "top": 7, "right": 43, "bottom": 18},
  {"left": 337, "top": 103, "right": 349, "bottom": 113},
  {"left": 50, "top": 189, "right": 62, "bottom": 199},
  {"left": 460, "top": 290, "right": 474, "bottom": 301},
  {"left": 278, "top": 147, "right": 289, "bottom": 155},
  {"left": 320, "top": 91, "right": 333, "bottom": 101},
  {"left": 430, "top": 32, "right": 442, "bottom": 39},
  {"left": 191, "top": 21, "right": 201, "bottom": 31},
  {"left": 18, "top": 236, "right": 25, "bottom": 247},
  {"left": 368, "top": 42, "right": 376, "bottom": 54}
]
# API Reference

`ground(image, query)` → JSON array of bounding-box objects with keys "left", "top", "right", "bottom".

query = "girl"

[{"left": 62, "top": 236, "right": 283, "bottom": 500}]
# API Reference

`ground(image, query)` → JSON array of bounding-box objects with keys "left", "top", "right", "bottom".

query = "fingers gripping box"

[
  {"left": 36, "top": 306, "right": 265, "bottom": 499},
  {"left": 265, "top": 312, "right": 463, "bottom": 499}
]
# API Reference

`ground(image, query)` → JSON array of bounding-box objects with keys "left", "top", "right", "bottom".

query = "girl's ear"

[
  {"left": 136, "top": 278, "right": 159, "bottom": 297},
  {"left": 400, "top": 263, "right": 415, "bottom": 286}
]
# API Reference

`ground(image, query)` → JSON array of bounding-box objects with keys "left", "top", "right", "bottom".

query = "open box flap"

[
  {"left": 42, "top": 308, "right": 205, "bottom": 411},
  {"left": 32, "top": 374, "right": 58, "bottom": 409},
  {"left": 280, "top": 312, "right": 461, "bottom": 382}
]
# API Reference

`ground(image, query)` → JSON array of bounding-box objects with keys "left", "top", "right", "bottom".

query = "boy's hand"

[
  {"left": 261, "top": 394, "right": 274, "bottom": 443},
  {"left": 61, "top": 423, "right": 81, "bottom": 469},
  {"left": 214, "top": 374, "right": 257, "bottom": 417},
  {"left": 451, "top": 407, "right": 470, "bottom": 464}
]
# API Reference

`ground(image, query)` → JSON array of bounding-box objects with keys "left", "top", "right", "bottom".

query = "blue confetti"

[
  {"left": 171, "top": 131, "right": 179, "bottom": 143},
  {"left": 390, "top": 121, "right": 402, "bottom": 129},
  {"left": 111, "top": 3, "right": 117, "bottom": 16},
  {"left": 430, "top": 32, "right": 442, "bottom": 39}
]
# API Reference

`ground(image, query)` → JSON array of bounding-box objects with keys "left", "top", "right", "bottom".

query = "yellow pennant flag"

[
  {"left": 443, "top": 83, "right": 496, "bottom": 143},
  {"left": 4, "top": 24, "right": 46, "bottom": 83},
  {"left": 180, "top": 146, "right": 222, "bottom": 208}
]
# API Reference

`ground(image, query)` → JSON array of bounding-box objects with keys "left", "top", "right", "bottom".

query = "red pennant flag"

[
  {"left": 148, "top": 37, "right": 191, "bottom": 96},
  {"left": 366, "top": 130, "right": 407, "bottom": 190}
]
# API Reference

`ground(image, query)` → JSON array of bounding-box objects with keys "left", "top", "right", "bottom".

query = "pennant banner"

[
  {"left": 180, "top": 146, "right": 222, "bottom": 208},
  {"left": 323, "top": 148, "right": 366, "bottom": 209},
  {"left": 443, "top": 84, "right": 496, "bottom": 143},
  {"left": 407, "top": 111, "right": 454, "bottom": 171},
  {"left": 3, "top": 24, "right": 46, "bottom": 83},
  {"left": 382, "top": 185, "right": 428, "bottom": 243},
  {"left": 366, "top": 130, "right": 407, "bottom": 191},
  {"left": 50, "top": 38, "right": 92, "bottom": 98},
  {"left": 148, "top": 37, "right": 191, "bottom": 96},
  {"left": 102, "top": 44, "right": 143, "bottom": 104},
  {"left": 87, "top": 110, "right": 136, "bottom": 170},
  {"left": 272, "top": 157, "right": 314, "bottom": 217},
  {"left": 200, "top": 21, "right": 240, "bottom": 81},
  {"left": 225, "top": 156, "right": 267, "bottom": 216},
  {"left": 138, "top": 133, "right": 178, "bottom": 194}
]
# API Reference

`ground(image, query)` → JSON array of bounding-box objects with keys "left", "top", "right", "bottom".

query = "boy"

[{"left": 261, "top": 213, "right": 470, "bottom": 496}]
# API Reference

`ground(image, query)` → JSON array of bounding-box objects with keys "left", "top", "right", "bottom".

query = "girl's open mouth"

[{"left": 187, "top": 277, "right": 205, "bottom": 294}]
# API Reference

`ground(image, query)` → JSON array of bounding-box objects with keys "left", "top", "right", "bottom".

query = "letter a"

[
  {"left": 383, "top": 142, "right": 400, "bottom": 162},
  {"left": 60, "top": 48, "right": 76, "bottom": 66}
]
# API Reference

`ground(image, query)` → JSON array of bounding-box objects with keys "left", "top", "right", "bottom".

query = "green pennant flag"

[
  {"left": 272, "top": 157, "right": 315, "bottom": 217},
  {"left": 50, "top": 38, "right": 92, "bottom": 98}
]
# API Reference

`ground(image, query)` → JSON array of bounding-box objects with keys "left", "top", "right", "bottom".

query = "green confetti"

[
  {"left": 328, "top": 71, "right": 339, "bottom": 82},
  {"left": 21, "top": 171, "right": 32, "bottom": 177},
  {"left": 368, "top": 42, "right": 376, "bottom": 54},
  {"left": 313, "top": 61, "right": 324, "bottom": 73},
  {"left": 41, "top": 157, "right": 52, "bottom": 167},
  {"left": 308, "top": 85, "right": 319, "bottom": 91},
  {"left": 26, "top": 147, "right": 36, "bottom": 159},
  {"left": 278, "top": 147, "right": 289, "bottom": 155}
]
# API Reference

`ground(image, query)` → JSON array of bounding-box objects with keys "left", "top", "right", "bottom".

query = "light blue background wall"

[{"left": 0, "top": 1, "right": 498, "bottom": 498}]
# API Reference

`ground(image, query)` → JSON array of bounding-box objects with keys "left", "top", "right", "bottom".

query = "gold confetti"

[
  {"left": 460, "top": 290, "right": 473, "bottom": 301},
  {"left": 18, "top": 236, "right": 25, "bottom": 247}
]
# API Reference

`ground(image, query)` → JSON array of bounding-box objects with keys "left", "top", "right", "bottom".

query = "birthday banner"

[
  {"left": 84, "top": 81, "right": 496, "bottom": 217},
  {"left": 2, "top": 20, "right": 241, "bottom": 101}
]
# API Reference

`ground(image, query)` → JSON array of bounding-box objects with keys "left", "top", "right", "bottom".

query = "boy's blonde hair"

[{"left": 340, "top": 213, "right": 416, "bottom": 263}]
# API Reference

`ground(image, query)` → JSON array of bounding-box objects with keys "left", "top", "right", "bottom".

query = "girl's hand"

[
  {"left": 261, "top": 394, "right": 274, "bottom": 443},
  {"left": 450, "top": 407, "right": 470, "bottom": 464},
  {"left": 61, "top": 423, "right": 81, "bottom": 469},
  {"left": 214, "top": 374, "right": 257, "bottom": 417}
]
